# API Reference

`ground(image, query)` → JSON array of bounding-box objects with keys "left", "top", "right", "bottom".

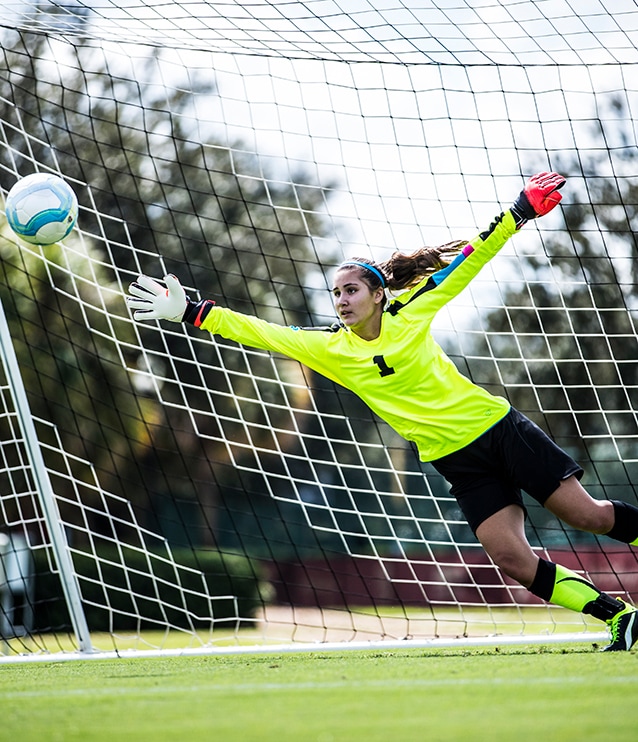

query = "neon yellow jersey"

[{"left": 199, "top": 211, "right": 518, "bottom": 461}]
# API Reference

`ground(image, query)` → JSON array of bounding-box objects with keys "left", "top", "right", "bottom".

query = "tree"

[{"left": 0, "top": 26, "right": 341, "bottom": 547}]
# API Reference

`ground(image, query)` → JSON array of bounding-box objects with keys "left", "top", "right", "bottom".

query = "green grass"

[{"left": 1, "top": 644, "right": 636, "bottom": 741}]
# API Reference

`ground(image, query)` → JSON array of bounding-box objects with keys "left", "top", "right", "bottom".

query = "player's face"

[{"left": 332, "top": 268, "right": 385, "bottom": 340}]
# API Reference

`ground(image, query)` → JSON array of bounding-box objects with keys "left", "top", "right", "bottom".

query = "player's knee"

[
  {"left": 564, "top": 500, "right": 613, "bottom": 534},
  {"left": 487, "top": 548, "right": 535, "bottom": 587},
  {"left": 546, "top": 480, "right": 614, "bottom": 534}
]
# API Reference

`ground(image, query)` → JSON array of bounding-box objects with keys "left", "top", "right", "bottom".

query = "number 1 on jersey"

[{"left": 373, "top": 355, "right": 395, "bottom": 377}]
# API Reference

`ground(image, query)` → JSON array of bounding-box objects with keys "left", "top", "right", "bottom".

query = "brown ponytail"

[
  {"left": 378, "top": 239, "right": 467, "bottom": 291},
  {"left": 338, "top": 239, "right": 467, "bottom": 294}
]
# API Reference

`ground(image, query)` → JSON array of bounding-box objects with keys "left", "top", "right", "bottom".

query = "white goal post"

[{"left": 1, "top": 1, "right": 638, "bottom": 661}]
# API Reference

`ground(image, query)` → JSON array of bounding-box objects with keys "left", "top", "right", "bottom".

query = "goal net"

[{"left": 1, "top": 0, "right": 637, "bottom": 660}]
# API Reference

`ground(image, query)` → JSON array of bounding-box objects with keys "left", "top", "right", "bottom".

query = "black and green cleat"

[{"left": 603, "top": 600, "right": 638, "bottom": 652}]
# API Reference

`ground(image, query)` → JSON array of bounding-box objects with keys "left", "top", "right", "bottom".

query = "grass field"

[{"left": 1, "top": 643, "right": 636, "bottom": 741}]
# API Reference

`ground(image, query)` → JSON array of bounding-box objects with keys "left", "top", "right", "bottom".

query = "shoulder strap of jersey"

[{"left": 386, "top": 278, "right": 436, "bottom": 316}]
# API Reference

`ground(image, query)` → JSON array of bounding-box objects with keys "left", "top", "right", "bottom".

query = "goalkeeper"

[{"left": 128, "top": 172, "right": 638, "bottom": 651}]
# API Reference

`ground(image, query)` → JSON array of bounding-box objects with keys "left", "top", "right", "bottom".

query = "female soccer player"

[{"left": 128, "top": 172, "right": 638, "bottom": 651}]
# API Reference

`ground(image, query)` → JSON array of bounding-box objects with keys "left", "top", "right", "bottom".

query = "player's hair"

[{"left": 339, "top": 239, "right": 467, "bottom": 293}]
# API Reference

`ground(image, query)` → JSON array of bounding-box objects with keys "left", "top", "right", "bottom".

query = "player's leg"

[
  {"left": 491, "top": 408, "right": 638, "bottom": 548},
  {"left": 540, "top": 475, "right": 638, "bottom": 650},
  {"left": 474, "top": 503, "right": 538, "bottom": 586},
  {"left": 475, "top": 503, "right": 638, "bottom": 651},
  {"left": 544, "top": 475, "right": 638, "bottom": 545}
]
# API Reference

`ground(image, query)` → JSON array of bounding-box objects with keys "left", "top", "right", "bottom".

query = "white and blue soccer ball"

[{"left": 5, "top": 173, "right": 78, "bottom": 245}]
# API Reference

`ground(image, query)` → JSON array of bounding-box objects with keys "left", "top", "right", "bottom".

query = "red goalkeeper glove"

[{"left": 510, "top": 172, "right": 566, "bottom": 229}]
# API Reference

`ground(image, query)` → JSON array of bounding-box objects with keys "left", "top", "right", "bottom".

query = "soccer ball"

[{"left": 5, "top": 173, "right": 78, "bottom": 245}]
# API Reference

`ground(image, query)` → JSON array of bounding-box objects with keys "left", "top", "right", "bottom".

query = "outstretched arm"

[
  {"left": 435, "top": 171, "right": 566, "bottom": 284},
  {"left": 387, "top": 171, "right": 566, "bottom": 315},
  {"left": 127, "top": 276, "right": 343, "bottom": 384}
]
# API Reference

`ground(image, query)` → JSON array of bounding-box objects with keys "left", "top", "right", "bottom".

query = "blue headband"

[{"left": 341, "top": 261, "right": 387, "bottom": 288}]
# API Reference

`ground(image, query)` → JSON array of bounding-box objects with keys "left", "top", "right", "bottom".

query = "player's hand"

[
  {"left": 511, "top": 172, "right": 566, "bottom": 228},
  {"left": 127, "top": 274, "right": 187, "bottom": 322}
]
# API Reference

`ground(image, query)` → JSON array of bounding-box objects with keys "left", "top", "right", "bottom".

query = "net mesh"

[{"left": 0, "top": 0, "right": 637, "bottom": 657}]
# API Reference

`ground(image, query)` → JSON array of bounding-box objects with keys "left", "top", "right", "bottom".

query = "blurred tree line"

[
  {"left": 0, "top": 24, "right": 348, "bottom": 557},
  {"left": 0, "top": 21, "right": 420, "bottom": 562}
]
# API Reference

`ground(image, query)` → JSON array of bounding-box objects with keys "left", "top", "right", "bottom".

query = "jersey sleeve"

[
  {"left": 388, "top": 208, "right": 518, "bottom": 316},
  {"left": 198, "top": 306, "right": 342, "bottom": 383}
]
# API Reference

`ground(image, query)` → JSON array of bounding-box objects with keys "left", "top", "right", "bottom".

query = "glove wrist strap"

[
  {"left": 511, "top": 190, "right": 535, "bottom": 229},
  {"left": 182, "top": 299, "right": 215, "bottom": 327}
]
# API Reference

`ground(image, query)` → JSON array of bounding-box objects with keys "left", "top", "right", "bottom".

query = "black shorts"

[{"left": 430, "top": 408, "right": 584, "bottom": 533}]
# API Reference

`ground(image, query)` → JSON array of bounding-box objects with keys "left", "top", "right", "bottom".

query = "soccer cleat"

[{"left": 602, "top": 600, "right": 638, "bottom": 652}]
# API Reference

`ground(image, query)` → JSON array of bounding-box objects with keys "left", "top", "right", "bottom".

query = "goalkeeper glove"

[
  {"left": 510, "top": 171, "right": 566, "bottom": 229},
  {"left": 127, "top": 274, "right": 215, "bottom": 326}
]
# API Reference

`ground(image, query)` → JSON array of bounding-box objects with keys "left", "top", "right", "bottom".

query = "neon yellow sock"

[{"left": 549, "top": 564, "right": 602, "bottom": 613}]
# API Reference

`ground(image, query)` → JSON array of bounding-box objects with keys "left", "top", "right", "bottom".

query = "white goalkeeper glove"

[
  {"left": 128, "top": 274, "right": 216, "bottom": 326},
  {"left": 127, "top": 274, "right": 188, "bottom": 322}
]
